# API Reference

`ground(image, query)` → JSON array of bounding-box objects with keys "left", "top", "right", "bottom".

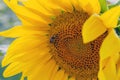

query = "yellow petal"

[
  {"left": 82, "top": 14, "right": 107, "bottom": 43},
  {"left": 99, "top": 57, "right": 110, "bottom": 71},
  {"left": 62, "top": 73, "right": 69, "bottom": 80},
  {"left": 27, "top": 64, "right": 44, "bottom": 80},
  {"left": 117, "top": 68, "right": 120, "bottom": 80},
  {"left": 36, "top": 0, "right": 73, "bottom": 15},
  {"left": 20, "top": 76, "right": 25, "bottom": 80},
  {"left": 112, "top": 53, "right": 119, "bottom": 64},
  {"left": 2, "top": 36, "right": 48, "bottom": 66},
  {"left": 69, "top": 76, "right": 76, "bottom": 80},
  {"left": 101, "top": 6, "right": 120, "bottom": 28},
  {"left": 47, "top": 0, "right": 73, "bottom": 12},
  {"left": 4, "top": 0, "right": 47, "bottom": 25},
  {"left": 22, "top": 23, "right": 50, "bottom": 31},
  {"left": 50, "top": 65, "right": 59, "bottom": 80},
  {"left": 117, "top": 57, "right": 120, "bottom": 70},
  {"left": 0, "top": 26, "right": 23, "bottom": 38},
  {"left": 70, "top": 0, "right": 81, "bottom": 11},
  {"left": 23, "top": 54, "right": 52, "bottom": 75},
  {"left": 117, "top": 57, "right": 120, "bottom": 80},
  {"left": 3, "top": 47, "right": 50, "bottom": 66},
  {"left": 102, "top": 58, "right": 117, "bottom": 80},
  {"left": 53, "top": 70, "right": 65, "bottom": 80},
  {"left": 19, "top": 0, "right": 65, "bottom": 20},
  {"left": 79, "top": 0, "right": 100, "bottom": 14},
  {"left": 19, "top": 0, "right": 54, "bottom": 18},
  {"left": 35, "top": 60, "right": 56, "bottom": 80},
  {"left": 98, "top": 70, "right": 106, "bottom": 80},
  {"left": 0, "top": 26, "right": 48, "bottom": 38},
  {"left": 3, "top": 62, "right": 22, "bottom": 77},
  {"left": 28, "top": 59, "right": 56, "bottom": 80},
  {"left": 100, "top": 29, "right": 120, "bottom": 60}
]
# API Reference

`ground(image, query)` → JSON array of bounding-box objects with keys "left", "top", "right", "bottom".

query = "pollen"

[{"left": 49, "top": 10, "right": 107, "bottom": 80}]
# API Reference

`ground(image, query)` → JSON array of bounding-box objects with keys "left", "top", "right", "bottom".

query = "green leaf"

[
  {"left": 24, "top": 77, "right": 27, "bottom": 80},
  {"left": 118, "top": 19, "right": 120, "bottom": 25},
  {"left": 115, "top": 28, "right": 120, "bottom": 36},
  {"left": 0, "top": 51, "right": 3, "bottom": 56},
  {"left": 99, "top": 0, "right": 108, "bottom": 13}
]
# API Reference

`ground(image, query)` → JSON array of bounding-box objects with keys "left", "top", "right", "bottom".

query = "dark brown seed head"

[{"left": 49, "top": 10, "right": 107, "bottom": 80}]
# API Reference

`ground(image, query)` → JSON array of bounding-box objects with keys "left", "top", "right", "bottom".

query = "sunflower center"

[{"left": 49, "top": 10, "right": 106, "bottom": 80}]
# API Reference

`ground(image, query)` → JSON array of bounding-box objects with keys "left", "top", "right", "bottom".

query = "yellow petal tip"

[{"left": 82, "top": 14, "right": 107, "bottom": 43}]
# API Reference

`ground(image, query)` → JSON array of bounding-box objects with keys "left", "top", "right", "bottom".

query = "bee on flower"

[{"left": 0, "top": 0, "right": 120, "bottom": 80}]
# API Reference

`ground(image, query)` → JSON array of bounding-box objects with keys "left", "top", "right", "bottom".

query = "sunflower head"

[{"left": 0, "top": 0, "right": 120, "bottom": 80}]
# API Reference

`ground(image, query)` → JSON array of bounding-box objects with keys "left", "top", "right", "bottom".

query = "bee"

[{"left": 50, "top": 34, "right": 57, "bottom": 43}]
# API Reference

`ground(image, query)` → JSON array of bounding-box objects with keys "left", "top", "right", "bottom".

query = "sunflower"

[{"left": 0, "top": 0, "right": 120, "bottom": 80}]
